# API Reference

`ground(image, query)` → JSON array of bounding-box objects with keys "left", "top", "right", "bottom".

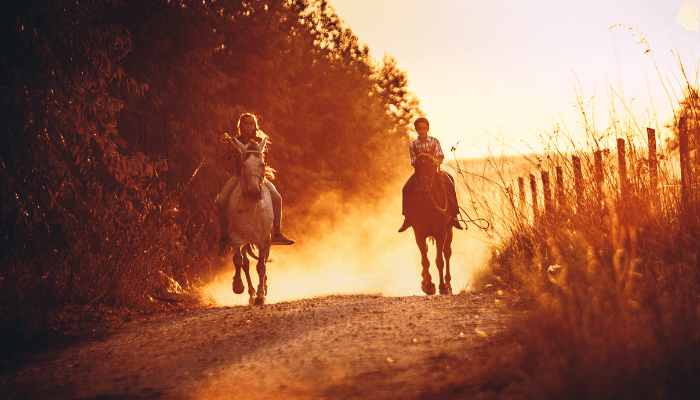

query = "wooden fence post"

[
  {"left": 594, "top": 150, "right": 604, "bottom": 213},
  {"left": 572, "top": 155, "right": 583, "bottom": 212},
  {"left": 647, "top": 127, "right": 658, "bottom": 204},
  {"left": 617, "top": 138, "right": 628, "bottom": 202},
  {"left": 518, "top": 176, "right": 526, "bottom": 212},
  {"left": 530, "top": 173, "right": 538, "bottom": 224},
  {"left": 556, "top": 166, "right": 564, "bottom": 214},
  {"left": 679, "top": 117, "right": 689, "bottom": 212},
  {"left": 542, "top": 171, "right": 552, "bottom": 218},
  {"left": 594, "top": 150, "right": 603, "bottom": 191}
]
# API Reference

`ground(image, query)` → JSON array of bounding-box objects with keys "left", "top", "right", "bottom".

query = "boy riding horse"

[{"left": 398, "top": 117, "right": 462, "bottom": 232}]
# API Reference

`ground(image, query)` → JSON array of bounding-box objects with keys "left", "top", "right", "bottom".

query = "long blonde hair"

[
  {"left": 236, "top": 113, "right": 275, "bottom": 179},
  {"left": 237, "top": 113, "right": 269, "bottom": 142}
]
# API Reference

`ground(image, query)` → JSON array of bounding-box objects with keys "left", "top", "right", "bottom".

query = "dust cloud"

[{"left": 203, "top": 182, "right": 491, "bottom": 306}]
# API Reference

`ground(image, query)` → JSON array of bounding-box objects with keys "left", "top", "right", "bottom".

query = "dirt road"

[{"left": 0, "top": 292, "right": 523, "bottom": 399}]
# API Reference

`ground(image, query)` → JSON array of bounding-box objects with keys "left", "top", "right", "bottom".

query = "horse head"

[
  {"left": 413, "top": 153, "right": 439, "bottom": 194},
  {"left": 234, "top": 137, "right": 267, "bottom": 203}
]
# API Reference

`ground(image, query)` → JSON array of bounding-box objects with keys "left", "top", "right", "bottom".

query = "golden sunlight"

[
  {"left": 203, "top": 185, "right": 490, "bottom": 306},
  {"left": 676, "top": 1, "right": 700, "bottom": 31}
]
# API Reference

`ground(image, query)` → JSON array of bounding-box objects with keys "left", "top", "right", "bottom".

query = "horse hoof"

[
  {"left": 232, "top": 277, "right": 245, "bottom": 294},
  {"left": 254, "top": 297, "right": 266, "bottom": 306},
  {"left": 248, "top": 296, "right": 256, "bottom": 306},
  {"left": 439, "top": 287, "right": 451, "bottom": 295},
  {"left": 421, "top": 282, "right": 436, "bottom": 295}
]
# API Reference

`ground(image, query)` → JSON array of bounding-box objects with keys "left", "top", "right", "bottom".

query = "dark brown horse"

[{"left": 407, "top": 153, "right": 454, "bottom": 295}]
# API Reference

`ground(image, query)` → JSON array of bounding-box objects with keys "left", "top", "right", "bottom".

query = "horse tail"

[{"left": 245, "top": 243, "right": 260, "bottom": 260}]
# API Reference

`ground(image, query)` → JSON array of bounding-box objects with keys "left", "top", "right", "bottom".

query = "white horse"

[{"left": 228, "top": 137, "right": 274, "bottom": 306}]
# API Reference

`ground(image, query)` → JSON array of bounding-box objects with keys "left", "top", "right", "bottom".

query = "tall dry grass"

[{"left": 451, "top": 42, "right": 700, "bottom": 398}]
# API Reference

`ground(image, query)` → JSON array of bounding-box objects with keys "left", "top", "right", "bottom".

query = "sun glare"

[{"left": 676, "top": 1, "right": 700, "bottom": 31}]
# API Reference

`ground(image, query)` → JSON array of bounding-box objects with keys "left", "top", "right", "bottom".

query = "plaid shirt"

[{"left": 409, "top": 136, "right": 444, "bottom": 166}]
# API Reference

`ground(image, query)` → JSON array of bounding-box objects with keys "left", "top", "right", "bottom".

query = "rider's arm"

[
  {"left": 433, "top": 137, "right": 445, "bottom": 165},
  {"left": 409, "top": 141, "right": 416, "bottom": 166},
  {"left": 219, "top": 134, "right": 242, "bottom": 174}
]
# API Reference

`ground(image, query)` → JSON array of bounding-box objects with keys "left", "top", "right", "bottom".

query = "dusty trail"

[{"left": 1, "top": 292, "right": 522, "bottom": 400}]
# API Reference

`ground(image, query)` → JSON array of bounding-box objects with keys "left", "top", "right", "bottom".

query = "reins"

[
  {"left": 240, "top": 149, "right": 266, "bottom": 197},
  {"left": 415, "top": 170, "right": 454, "bottom": 222},
  {"left": 414, "top": 153, "right": 490, "bottom": 230},
  {"left": 414, "top": 154, "right": 450, "bottom": 216}
]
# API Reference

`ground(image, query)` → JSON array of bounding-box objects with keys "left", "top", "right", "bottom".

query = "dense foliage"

[{"left": 0, "top": 0, "right": 422, "bottom": 346}]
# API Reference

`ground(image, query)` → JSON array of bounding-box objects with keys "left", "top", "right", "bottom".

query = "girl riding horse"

[{"left": 216, "top": 113, "right": 294, "bottom": 255}]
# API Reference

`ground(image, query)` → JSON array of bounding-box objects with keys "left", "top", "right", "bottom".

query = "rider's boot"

[
  {"left": 272, "top": 226, "right": 295, "bottom": 245},
  {"left": 217, "top": 206, "right": 232, "bottom": 256},
  {"left": 447, "top": 199, "right": 463, "bottom": 230},
  {"left": 398, "top": 216, "right": 412, "bottom": 233},
  {"left": 444, "top": 174, "right": 463, "bottom": 230}
]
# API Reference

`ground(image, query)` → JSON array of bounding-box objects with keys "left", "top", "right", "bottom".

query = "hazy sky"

[{"left": 329, "top": 0, "right": 699, "bottom": 157}]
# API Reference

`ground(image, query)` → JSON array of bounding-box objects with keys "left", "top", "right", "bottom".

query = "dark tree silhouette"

[{"left": 0, "top": 0, "right": 422, "bottom": 346}]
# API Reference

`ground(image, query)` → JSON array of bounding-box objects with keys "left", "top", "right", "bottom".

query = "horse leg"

[
  {"left": 444, "top": 228, "right": 453, "bottom": 294},
  {"left": 415, "top": 234, "right": 435, "bottom": 295},
  {"left": 232, "top": 245, "right": 245, "bottom": 294},
  {"left": 241, "top": 246, "right": 256, "bottom": 305},
  {"left": 435, "top": 232, "right": 449, "bottom": 295},
  {"left": 262, "top": 246, "right": 269, "bottom": 295},
  {"left": 253, "top": 245, "right": 269, "bottom": 306}
]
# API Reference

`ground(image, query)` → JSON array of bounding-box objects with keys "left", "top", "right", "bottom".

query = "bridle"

[
  {"left": 414, "top": 153, "right": 439, "bottom": 185},
  {"left": 414, "top": 153, "right": 450, "bottom": 218},
  {"left": 240, "top": 149, "right": 266, "bottom": 202}
]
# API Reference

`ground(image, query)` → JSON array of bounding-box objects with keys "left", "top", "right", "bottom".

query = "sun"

[{"left": 676, "top": 1, "right": 700, "bottom": 31}]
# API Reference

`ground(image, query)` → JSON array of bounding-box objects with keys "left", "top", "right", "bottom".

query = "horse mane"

[{"left": 264, "top": 166, "right": 275, "bottom": 180}]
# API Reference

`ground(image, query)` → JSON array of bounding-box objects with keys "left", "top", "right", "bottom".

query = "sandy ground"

[{"left": 0, "top": 292, "right": 525, "bottom": 400}]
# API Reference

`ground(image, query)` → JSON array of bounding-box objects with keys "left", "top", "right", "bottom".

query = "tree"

[{"left": 0, "top": 0, "right": 424, "bottom": 346}]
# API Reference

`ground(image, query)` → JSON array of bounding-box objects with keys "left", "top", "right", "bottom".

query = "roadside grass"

[
  {"left": 449, "top": 48, "right": 700, "bottom": 398},
  {"left": 0, "top": 191, "right": 216, "bottom": 358}
]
